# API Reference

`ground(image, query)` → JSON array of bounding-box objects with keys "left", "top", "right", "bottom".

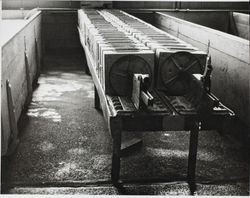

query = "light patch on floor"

[
  {"left": 91, "top": 154, "right": 111, "bottom": 170},
  {"left": 32, "top": 74, "right": 94, "bottom": 101},
  {"left": 146, "top": 147, "right": 217, "bottom": 162},
  {"left": 163, "top": 133, "right": 171, "bottom": 137},
  {"left": 37, "top": 141, "right": 55, "bottom": 152},
  {"left": 33, "top": 79, "right": 83, "bottom": 101},
  {"left": 73, "top": 169, "right": 93, "bottom": 177},
  {"left": 68, "top": 148, "right": 88, "bottom": 155},
  {"left": 27, "top": 107, "right": 61, "bottom": 122},
  {"left": 78, "top": 136, "right": 88, "bottom": 142},
  {"left": 197, "top": 150, "right": 218, "bottom": 162},
  {"left": 53, "top": 161, "right": 93, "bottom": 180},
  {"left": 159, "top": 132, "right": 188, "bottom": 144},
  {"left": 8, "top": 186, "right": 118, "bottom": 194},
  {"left": 83, "top": 84, "right": 94, "bottom": 99},
  {"left": 54, "top": 162, "right": 78, "bottom": 180},
  {"left": 146, "top": 147, "right": 189, "bottom": 158}
]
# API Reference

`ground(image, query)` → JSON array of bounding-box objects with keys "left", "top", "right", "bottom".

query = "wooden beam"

[
  {"left": 6, "top": 80, "right": 19, "bottom": 156},
  {"left": 228, "top": 12, "right": 238, "bottom": 36},
  {"left": 24, "top": 42, "right": 32, "bottom": 106}
]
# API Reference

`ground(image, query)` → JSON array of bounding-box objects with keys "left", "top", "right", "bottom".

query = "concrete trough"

[
  {"left": 1, "top": 10, "right": 42, "bottom": 156},
  {"left": 152, "top": 11, "right": 249, "bottom": 131}
]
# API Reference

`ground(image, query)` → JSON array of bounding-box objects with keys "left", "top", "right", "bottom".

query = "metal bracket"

[
  {"left": 131, "top": 74, "right": 154, "bottom": 110},
  {"left": 200, "top": 55, "right": 213, "bottom": 93}
]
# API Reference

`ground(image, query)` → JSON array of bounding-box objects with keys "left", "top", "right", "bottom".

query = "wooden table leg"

[
  {"left": 110, "top": 118, "right": 122, "bottom": 186},
  {"left": 187, "top": 121, "right": 200, "bottom": 194}
]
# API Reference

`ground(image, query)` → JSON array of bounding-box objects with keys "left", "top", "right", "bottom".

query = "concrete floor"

[{"left": 1, "top": 54, "right": 249, "bottom": 195}]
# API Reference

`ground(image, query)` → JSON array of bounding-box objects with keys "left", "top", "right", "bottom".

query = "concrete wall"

[
  {"left": 113, "top": 1, "right": 248, "bottom": 10},
  {"left": 2, "top": 0, "right": 80, "bottom": 9},
  {"left": 233, "top": 12, "right": 250, "bottom": 40},
  {"left": 154, "top": 12, "right": 249, "bottom": 130},
  {"left": 155, "top": 11, "right": 249, "bottom": 40},
  {"left": 2, "top": 10, "right": 31, "bottom": 19},
  {"left": 158, "top": 11, "right": 230, "bottom": 33},
  {"left": 2, "top": 0, "right": 249, "bottom": 10},
  {"left": 1, "top": 9, "right": 83, "bottom": 155},
  {"left": 42, "top": 10, "right": 82, "bottom": 54},
  {"left": 1, "top": 12, "right": 42, "bottom": 155},
  {"left": 113, "top": 1, "right": 175, "bottom": 9},
  {"left": 175, "top": 2, "right": 248, "bottom": 10},
  {"left": 127, "top": 11, "right": 250, "bottom": 38},
  {"left": 128, "top": 11, "right": 155, "bottom": 24}
]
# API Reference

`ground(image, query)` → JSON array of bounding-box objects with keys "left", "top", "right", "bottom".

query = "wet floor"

[{"left": 1, "top": 54, "right": 249, "bottom": 195}]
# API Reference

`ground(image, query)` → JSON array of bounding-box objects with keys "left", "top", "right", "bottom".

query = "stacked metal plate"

[
  {"left": 78, "top": 9, "right": 154, "bottom": 96},
  {"left": 100, "top": 10, "right": 207, "bottom": 96}
]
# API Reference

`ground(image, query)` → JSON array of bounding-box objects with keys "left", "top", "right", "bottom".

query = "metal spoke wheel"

[
  {"left": 109, "top": 55, "right": 152, "bottom": 96},
  {"left": 160, "top": 51, "right": 203, "bottom": 96}
]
